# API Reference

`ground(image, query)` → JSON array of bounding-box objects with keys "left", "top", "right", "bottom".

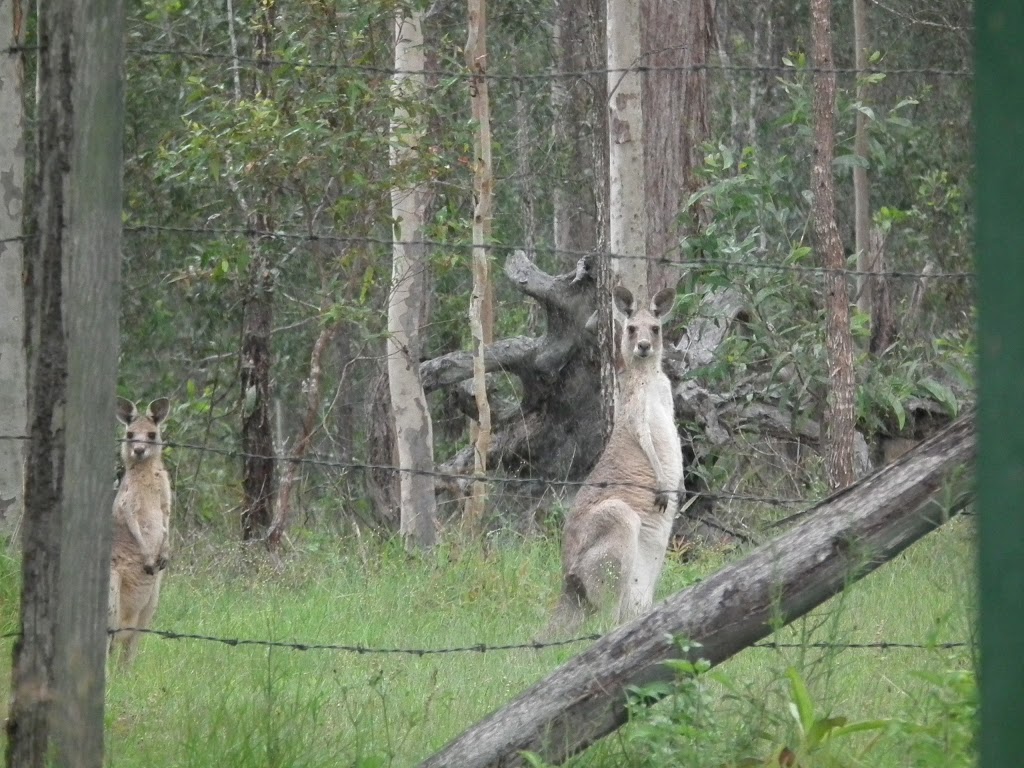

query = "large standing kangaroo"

[
  {"left": 548, "top": 285, "right": 683, "bottom": 633},
  {"left": 108, "top": 397, "right": 172, "bottom": 667}
]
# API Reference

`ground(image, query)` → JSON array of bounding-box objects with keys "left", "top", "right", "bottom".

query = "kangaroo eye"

[
  {"left": 147, "top": 432, "right": 157, "bottom": 440},
  {"left": 652, "top": 326, "right": 660, "bottom": 336},
  {"left": 126, "top": 431, "right": 134, "bottom": 439},
  {"left": 628, "top": 326, "right": 637, "bottom": 336}
]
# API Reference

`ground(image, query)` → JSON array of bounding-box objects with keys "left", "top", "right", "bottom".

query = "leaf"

[
  {"left": 806, "top": 716, "right": 847, "bottom": 749},
  {"left": 918, "top": 378, "right": 959, "bottom": 416},
  {"left": 855, "top": 104, "right": 877, "bottom": 120},
  {"left": 832, "top": 154, "right": 869, "bottom": 170},
  {"left": 786, "top": 667, "right": 815, "bottom": 735},
  {"left": 883, "top": 390, "right": 907, "bottom": 430},
  {"left": 828, "top": 718, "right": 893, "bottom": 740}
]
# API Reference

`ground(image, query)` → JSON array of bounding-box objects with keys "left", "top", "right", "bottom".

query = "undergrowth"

[{"left": 0, "top": 519, "right": 975, "bottom": 767}]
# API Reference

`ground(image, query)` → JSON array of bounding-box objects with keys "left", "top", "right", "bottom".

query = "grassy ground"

[{"left": 0, "top": 517, "right": 975, "bottom": 767}]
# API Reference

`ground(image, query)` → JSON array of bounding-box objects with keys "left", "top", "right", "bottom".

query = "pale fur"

[
  {"left": 108, "top": 396, "right": 172, "bottom": 667},
  {"left": 548, "top": 286, "right": 683, "bottom": 635}
]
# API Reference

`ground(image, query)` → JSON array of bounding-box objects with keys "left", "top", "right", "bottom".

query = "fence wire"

[
  {"left": 0, "top": 626, "right": 971, "bottom": 655},
  {"left": 122, "top": 223, "right": 974, "bottom": 281},
  {"left": 124, "top": 45, "right": 973, "bottom": 80}
]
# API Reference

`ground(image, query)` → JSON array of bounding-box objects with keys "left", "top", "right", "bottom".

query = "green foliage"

[{"left": 683, "top": 56, "right": 973, "bottom": 456}]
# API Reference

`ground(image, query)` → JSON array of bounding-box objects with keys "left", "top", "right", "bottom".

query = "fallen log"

[{"left": 419, "top": 411, "right": 975, "bottom": 768}]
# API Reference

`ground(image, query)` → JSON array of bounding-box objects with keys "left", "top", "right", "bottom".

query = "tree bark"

[
  {"left": 239, "top": 3, "right": 278, "bottom": 539},
  {"left": 641, "top": 0, "right": 714, "bottom": 292},
  {"left": 389, "top": 9, "right": 437, "bottom": 550},
  {"left": 465, "top": 0, "right": 493, "bottom": 529},
  {"left": 6, "top": 0, "right": 123, "bottom": 762},
  {"left": 552, "top": 0, "right": 605, "bottom": 273},
  {"left": 418, "top": 412, "right": 975, "bottom": 768},
  {"left": 239, "top": 234, "right": 276, "bottom": 539},
  {"left": 607, "top": 0, "right": 646, "bottom": 301},
  {"left": 810, "top": 0, "right": 857, "bottom": 489},
  {"left": 0, "top": 0, "right": 27, "bottom": 540}
]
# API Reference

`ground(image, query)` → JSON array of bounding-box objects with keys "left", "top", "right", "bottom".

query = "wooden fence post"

[{"left": 5, "top": 0, "right": 125, "bottom": 765}]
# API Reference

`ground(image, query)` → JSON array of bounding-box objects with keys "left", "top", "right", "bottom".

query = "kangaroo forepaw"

[
  {"left": 655, "top": 490, "right": 670, "bottom": 513},
  {"left": 155, "top": 554, "right": 169, "bottom": 572},
  {"left": 143, "top": 560, "right": 157, "bottom": 575}
]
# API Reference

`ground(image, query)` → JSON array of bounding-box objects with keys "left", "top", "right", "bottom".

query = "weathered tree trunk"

[
  {"left": 6, "top": 0, "right": 123, "bottom": 762},
  {"left": 0, "top": 0, "right": 27, "bottom": 540},
  {"left": 424, "top": 253, "right": 606, "bottom": 502},
  {"left": 239, "top": 3, "right": 278, "bottom": 539},
  {"left": 239, "top": 231, "right": 276, "bottom": 539},
  {"left": 465, "top": 0, "right": 493, "bottom": 529},
  {"left": 641, "top": 0, "right": 714, "bottom": 292},
  {"left": 810, "top": 0, "right": 857, "bottom": 489},
  {"left": 552, "top": 0, "right": 612, "bottom": 440},
  {"left": 552, "top": 0, "right": 605, "bottom": 273},
  {"left": 389, "top": 9, "right": 437, "bottom": 550},
  {"left": 606, "top": 0, "right": 646, "bottom": 301},
  {"left": 418, "top": 413, "right": 975, "bottom": 768}
]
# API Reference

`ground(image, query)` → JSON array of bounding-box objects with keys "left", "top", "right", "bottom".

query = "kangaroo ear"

[
  {"left": 148, "top": 398, "right": 170, "bottom": 425},
  {"left": 612, "top": 285, "right": 636, "bottom": 318},
  {"left": 116, "top": 397, "right": 138, "bottom": 425},
  {"left": 650, "top": 287, "right": 676, "bottom": 321}
]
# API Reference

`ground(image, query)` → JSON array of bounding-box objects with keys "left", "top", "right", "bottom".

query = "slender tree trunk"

[
  {"left": 853, "top": 0, "right": 872, "bottom": 316},
  {"left": 240, "top": 233, "right": 276, "bottom": 540},
  {"left": 465, "top": 0, "right": 493, "bottom": 529},
  {"left": 553, "top": 0, "right": 613, "bottom": 440},
  {"left": 607, "top": 0, "right": 646, "bottom": 301},
  {"left": 0, "top": 0, "right": 27, "bottom": 539},
  {"left": 641, "top": 0, "right": 714, "bottom": 292},
  {"left": 267, "top": 319, "right": 339, "bottom": 552},
  {"left": 239, "top": 3, "right": 278, "bottom": 540},
  {"left": 389, "top": 10, "right": 437, "bottom": 550},
  {"left": 810, "top": 0, "right": 856, "bottom": 489},
  {"left": 7, "top": 0, "right": 123, "bottom": 762},
  {"left": 552, "top": 0, "right": 604, "bottom": 272}
]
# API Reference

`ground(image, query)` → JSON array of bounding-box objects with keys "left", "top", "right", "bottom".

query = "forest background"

[
  {"left": 100, "top": 0, "right": 971, "bottom": 545},
  {"left": 0, "top": 0, "right": 978, "bottom": 765}
]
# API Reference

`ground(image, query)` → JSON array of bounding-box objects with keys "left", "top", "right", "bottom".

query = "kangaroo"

[
  {"left": 548, "top": 285, "right": 683, "bottom": 635},
  {"left": 108, "top": 397, "right": 172, "bottom": 667}
]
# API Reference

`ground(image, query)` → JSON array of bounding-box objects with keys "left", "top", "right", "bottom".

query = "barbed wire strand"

[
  {"left": 154, "top": 436, "right": 818, "bottom": 506},
  {"left": 124, "top": 224, "right": 974, "bottom": 281},
  {"left": 0, "top": 626, "right": 971, "bottom": 654},
  {"left": 126, "top": 46, "right": 973, "bottom": 80}
]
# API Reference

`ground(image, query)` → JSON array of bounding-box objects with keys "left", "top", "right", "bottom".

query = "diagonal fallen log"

[{"left": 419, "top": 411, "right": 975, "bottom": 768}]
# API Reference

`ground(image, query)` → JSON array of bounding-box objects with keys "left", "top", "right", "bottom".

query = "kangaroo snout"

[{"left": 636, "top": 339, "right": 652, "bottom": 355}]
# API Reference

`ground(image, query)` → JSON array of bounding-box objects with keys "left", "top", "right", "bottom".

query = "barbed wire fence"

[
  {"left": 0, "top": 625, "right": 973, "bottom": 655},
  {"left": 1, "top": 29, "right": 975, "bottom": 675}
]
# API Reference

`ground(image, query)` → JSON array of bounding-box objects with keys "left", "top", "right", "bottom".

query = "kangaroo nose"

[
  {"left": 637, "top": 340, "right": 651, "bottom": 353},
  {"left": 133, "top": 445, "right": 146, "bottom": 456}
]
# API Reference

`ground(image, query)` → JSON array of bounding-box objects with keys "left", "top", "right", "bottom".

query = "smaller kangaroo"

[
  {"left": 108, "top": 396, "right": 172, "bottom": 667},
  {"left": 547, "top": 285, "right": 683, "bottom": 635}
]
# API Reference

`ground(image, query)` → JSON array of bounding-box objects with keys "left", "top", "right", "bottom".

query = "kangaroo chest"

[{"left": 620, "top": 372, "right": 683, "bottom": 482}]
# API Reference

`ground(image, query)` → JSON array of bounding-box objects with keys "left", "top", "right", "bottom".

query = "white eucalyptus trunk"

[
  {"left": 389, "top": 11, "right": 437, "bottom": 549},
  {"left": 606, "top": 0, "right": 647, "bottom": 301},
  {"left": 465, "top": 0, "right": 493, "bottom": 527}
]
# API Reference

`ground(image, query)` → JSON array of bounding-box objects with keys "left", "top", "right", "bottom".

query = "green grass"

[{"left": 0, "top": 518, "right": 975, "bottom": 767}]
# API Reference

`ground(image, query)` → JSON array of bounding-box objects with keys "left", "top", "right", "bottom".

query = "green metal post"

[{"left": 977, "top": 4, "right": 1024, "bottom": 766}]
